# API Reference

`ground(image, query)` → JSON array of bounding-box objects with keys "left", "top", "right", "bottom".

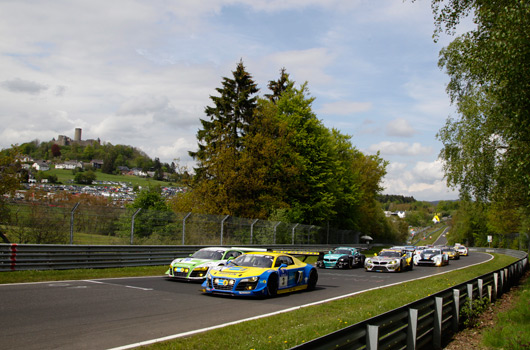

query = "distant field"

[{"left": 47, "top": 168, "right": 175, "bottom": 187}]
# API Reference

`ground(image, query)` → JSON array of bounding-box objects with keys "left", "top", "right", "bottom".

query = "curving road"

[{"left": 0, "top": 250, "right": 490, "bottom": 350}]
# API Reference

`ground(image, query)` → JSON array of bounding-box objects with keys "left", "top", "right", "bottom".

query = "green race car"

[{"left": 166, "top": 247, "right": 266, "bottom": 281}]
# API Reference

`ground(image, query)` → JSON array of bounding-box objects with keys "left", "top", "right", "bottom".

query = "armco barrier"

[
  {"left": 289, "top": 247, "right": 528, "bottom": 350},
  {"left": 0, "top": 244, "right": 344, "bottom": 271}
]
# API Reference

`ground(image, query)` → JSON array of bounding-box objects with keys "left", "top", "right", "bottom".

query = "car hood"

[
  {"left": 208, "top": 265, "right": 270, "bottom": 278},
  {"left": 370, "top": 256, "right": 399, "bottom": 262},
  {"left": 170, "top": 257, "right": 217, "bottom": 268},
  {"left": 420, "top": 253, "right": 438, "bottom": 259},
  {"left": 324, "top": 254, "right": 347, "bottom": 259}
]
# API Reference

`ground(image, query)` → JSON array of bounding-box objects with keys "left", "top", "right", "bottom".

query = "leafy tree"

[
  {"left": 0, "top": 148, "right": 21, "bottom": 242},
  {"left": 434, "top": 1, "right": 530, "bottom": 209},
  {"left": 74, "top": 170, "right": 96, "bottom": 184},
  {"left": 51, "top": 144, "right": 61, "bottom": 157}
]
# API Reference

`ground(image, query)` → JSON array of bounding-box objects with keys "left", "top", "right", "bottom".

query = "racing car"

[
  {"left": 440, "top": 246, "right": 460, "bottom": 260},
  {"left": 166, "top": 247, "right": 266, "bottom": 281},
  {"left": 316, "top": 246, "right": 366, "bottom": 269},
  {"left": 364, "top": 248, "right": 414, "bottom": 273},
  {"left": 454, "top": 244, "right": 469, "bottom": 256},
  {"left": 413, "top": 247, "right": 449, "bottom": 266},
  {"left": 201, "top": 251, "right": 318, "bottom": 297}
]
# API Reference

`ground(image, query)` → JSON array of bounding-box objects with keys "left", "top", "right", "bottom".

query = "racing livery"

[
  {"left": 316, "top": 247, "right": 366, "bottom": 269},
  {"left": 454, "top": 244, "right": 469, "bottom": 256},
  {"left": 440, "top": 246, "right": 460, "bottom": 260},
  {"left": 364, "top": 248, "right": 414, "bottom": 273},
  {"left": 413, "top": 248, "right": 449, "bottom": 266},
  {"left": 202, "top": 252, "right": 318, "bottom": 297},
  {"left": 166, "top": 247, "right": 265, "bottom": 281}
]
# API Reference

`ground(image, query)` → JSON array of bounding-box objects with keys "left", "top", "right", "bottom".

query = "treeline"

[{"left": 170, "top": 63, "right": 406, "bottom": 243}]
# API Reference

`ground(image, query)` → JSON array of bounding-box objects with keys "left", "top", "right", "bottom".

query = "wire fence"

[{"left": 1, "top": 201, "right": 365, "bottom": 246}]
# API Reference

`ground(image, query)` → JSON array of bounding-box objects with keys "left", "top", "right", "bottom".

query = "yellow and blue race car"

[{"left": 201, "top": 251, "right": 318, "bottom": 297}]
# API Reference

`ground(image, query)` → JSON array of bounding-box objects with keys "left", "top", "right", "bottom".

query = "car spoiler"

[{"left": 269, "top": 249, "right": 325, "bottom": 262}]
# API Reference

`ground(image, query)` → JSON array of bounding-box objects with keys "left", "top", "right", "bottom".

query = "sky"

[{"left": 0, "top": 0, "right": 467, "bottom": 201}]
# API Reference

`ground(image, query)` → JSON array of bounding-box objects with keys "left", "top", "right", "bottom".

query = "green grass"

[
  {"left": 0, "top": 253, "right": 520, "bottom": 349},
  {"left": 482, "top": 271, "right": 530, "bottom": 349},
  {"left": 47, "top": 168, "right": 175, "bottom": 187}
]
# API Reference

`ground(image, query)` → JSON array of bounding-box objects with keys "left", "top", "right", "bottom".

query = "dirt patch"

[{"left": 444, "top": 270, "right": 529, "bottom": 350}]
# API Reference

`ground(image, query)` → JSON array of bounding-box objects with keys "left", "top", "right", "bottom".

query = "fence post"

[
  {"left": 69, "top": 202, "right": 80, "bottom": 244},
  {"left": 273, "top": 221, "right": 281, "bottom": 244},
  {"left": 131, "top": 208, "right": 142, "bottom": 245},
  {"left": 220, "top": 215, "right": 229, "bottom": 245},
  {"left": 182, "top": 212, "right": 191, "bottom": 245},
  {"left": 250, "top": 219, "right": 259, "bottom": 244},
  {"left": 292, "top": 223, "right": 299, "bottom": 245}
]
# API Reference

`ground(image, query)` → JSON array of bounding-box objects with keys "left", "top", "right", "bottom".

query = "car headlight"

[
  {"left": 389, "top": 259, "right": 399, "bottom": 266},
  {"left": 241, "top": 276, "right": 259, "bottom": 283}
]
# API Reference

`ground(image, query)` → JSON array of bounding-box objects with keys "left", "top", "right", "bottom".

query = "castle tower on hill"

[{"left": 54, "top": 128, "right": 100, "bottom": 147}]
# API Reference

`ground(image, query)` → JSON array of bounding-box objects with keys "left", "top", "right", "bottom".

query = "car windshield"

[
  {"left": 379, "top": 251, "right": 401, "bottom": 258},
  {"left": 333, "top": 249, "right": 352, "bottom": 254},
  {"left": 191, "top": 250, "right": 224, "bottom": 260},
  {"left": 424, "top": 249, "right": 440, "bottom": 255},
  {"left": 231, "top": 254, "right": 273, "bottom": 268}
]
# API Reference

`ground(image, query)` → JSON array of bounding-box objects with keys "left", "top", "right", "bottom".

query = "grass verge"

[{"left": 482, "top": 270, "right": 530, "bottom": 349}]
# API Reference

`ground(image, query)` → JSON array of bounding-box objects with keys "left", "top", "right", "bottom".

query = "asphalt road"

[{"left": 0, "top": 251, "right": 490, "bottom": 350}]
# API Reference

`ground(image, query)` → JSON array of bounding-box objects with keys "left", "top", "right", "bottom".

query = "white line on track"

[
  {"left": 85, "top": 280, "right": 153, "bottom": 291},
  {"left": 108, "top": 253, "right": 494, "bottom": 350}
]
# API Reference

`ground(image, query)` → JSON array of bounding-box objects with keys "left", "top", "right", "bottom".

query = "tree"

[
  {"left": 189, "top": 60, "right": 259, "bottom": 215},
  {"left": 51, "top": 144, "right": 61, "bottom": 157},
  {"left": 434, "top": 1, "right": 530, "bottom": 205},
  {"left": 0, "top": 148, "right": 21, "bottom": 242}
]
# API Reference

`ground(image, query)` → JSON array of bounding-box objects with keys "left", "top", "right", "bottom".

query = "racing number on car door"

[{"left": 279, "top": 268, "right": 288, "bottom": 287}]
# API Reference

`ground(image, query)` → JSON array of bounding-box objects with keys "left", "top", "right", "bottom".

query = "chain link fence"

[{"left": 1, "top": 201, "right": 363, "bottom": 246}]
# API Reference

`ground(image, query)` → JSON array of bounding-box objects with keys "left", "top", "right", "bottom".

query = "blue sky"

[{"left": 0, "top": 0, "right": 465, "bottom": 201}]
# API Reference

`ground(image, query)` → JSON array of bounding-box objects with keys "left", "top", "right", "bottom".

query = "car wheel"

[
  {"left": 307, "top": 269, "right": 318, "bottom": 291},
  {"left": 267, "top": 274, "right": 278, "bottom": 297}
]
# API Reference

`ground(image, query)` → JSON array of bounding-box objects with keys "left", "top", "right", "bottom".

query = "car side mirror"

[
  {"left": 279, "top": 264, "right": 287, "bottom": 269},
  {"left": 374, "top": 253, "right": 378, "bottom": 256}
]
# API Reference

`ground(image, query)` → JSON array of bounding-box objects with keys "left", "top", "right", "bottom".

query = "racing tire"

[
  {"left": 267, "top": 274, "right": 278, "bottom": 297},
  {"left": 398, "top": 261, "right": 403, "bottom": 272},
  {"left": 307, "top": 269, "right": 318, "bottom": 291}
]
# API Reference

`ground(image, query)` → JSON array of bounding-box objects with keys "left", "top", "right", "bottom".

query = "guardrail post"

[
  {"left": 478, "top": 279, "right": 483, "bottom": 299},
  {"left": 452, "top": 289, "right": 460, "bottom": 332},
  {"left": 407, "top": 308, "right": 418, "bottom": 350},
  {"left": 493, "top": 272, "right": 499, "bottom": 301},
  {"left": 131, "top": 208, "right": 142, "bottom": 245},
  {"left": 367, "top": 324, "right": 379, "bottom": 350},
  {"left": 250, "top": 219, "right": 259, "bottom": 244},
  {"left": 69, "top": 202, "right": 80, "bottom": 244},
  {"left": 292, "top": 223, "right": 299, "bottom": 245},
  {"left": 434, "top": 297, "right": 443, "bottom": 349},
  {"left": 220, "top": 215, "right": 229, "bottom": 245},
  {"left": 182, "top": 212, "right": 191, "bottom": 245},
  {"left": 467, "top": 283, "right": 474, "bottom": 308}
]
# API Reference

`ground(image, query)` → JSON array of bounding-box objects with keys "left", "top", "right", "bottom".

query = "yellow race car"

[{"left": 201, "top": 251, "right": 318, "bottom": 297}]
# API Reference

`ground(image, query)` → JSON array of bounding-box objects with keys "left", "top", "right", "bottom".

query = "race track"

[{"left": 0, "top": 251, "right": 491, "bottom": 350}]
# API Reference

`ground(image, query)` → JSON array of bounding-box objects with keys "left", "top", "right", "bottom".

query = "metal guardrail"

[
  {"left": 290, "top": 247, "right": 529, "bottom": 350},
  {"left": 0, "top": 243, "right": 350, "bottom": 271}
]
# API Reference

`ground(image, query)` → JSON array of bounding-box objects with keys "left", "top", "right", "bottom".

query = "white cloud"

[
  {"left": 382, "top": 159, "right": 457, "bottom": 201},
  {"left": 368, "top": 141, "right": 432, "bottom": 157},
  {"left": 386, "top": 118, "right": 417, "bottom": 137}
]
